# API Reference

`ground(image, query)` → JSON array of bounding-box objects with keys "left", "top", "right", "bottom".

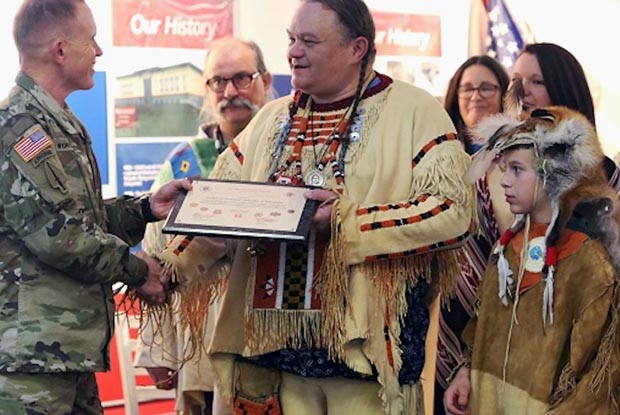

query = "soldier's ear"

[{"left": 51, "top": 39, "right": 66, "bottom": 63}]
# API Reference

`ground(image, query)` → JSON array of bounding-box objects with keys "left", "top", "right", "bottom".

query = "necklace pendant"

[
  {"left": 524, "top": 236, "right": 546, "bottom": 273},
  {"left": 305, "top": 169, "right": 327, "bottom": 187}
]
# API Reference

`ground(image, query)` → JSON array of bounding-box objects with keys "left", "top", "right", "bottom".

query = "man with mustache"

[
  {"left": 205, "top": 37, "right": 273, "bottom": 149},
  {"left": 134, "top": 37, "right": 273, "bottom": 415}
]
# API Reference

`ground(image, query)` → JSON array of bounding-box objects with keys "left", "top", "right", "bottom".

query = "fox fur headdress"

[{"left": 466, "top": 106, "right": 620, "bottom": 325}]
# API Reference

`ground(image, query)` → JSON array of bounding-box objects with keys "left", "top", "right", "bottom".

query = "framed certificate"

[{"left": 162, "top": 179, "right": 320, "bottom": 242}]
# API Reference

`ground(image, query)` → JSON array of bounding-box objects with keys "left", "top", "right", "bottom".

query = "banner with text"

[
  {"left": 112, "top": 0, "right": 233, "bottom": 50},
  {"left": 372, "top": 11, "right": 441, "bottom": 57},
  {"left": 370, "top": 9, "right": 446, "bottom": 97}
]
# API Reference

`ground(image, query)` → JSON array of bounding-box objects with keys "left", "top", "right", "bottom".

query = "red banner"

[
  {"left": 112, "top": 0, "right": 233, "bottom": 50},
  {"left": 115, "top": 106, "right": 137, "bottom": 129},
  {"left": 372, "top": 11, "right": 442, "bottom": 57}
]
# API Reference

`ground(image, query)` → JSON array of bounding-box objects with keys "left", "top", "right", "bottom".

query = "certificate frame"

[{"left": 162, "top": 179, "right": 320, "bottom": 242}]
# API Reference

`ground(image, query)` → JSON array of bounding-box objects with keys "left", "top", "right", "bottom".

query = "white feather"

[{"left": 469, "top": 113, "right": 522, "bottom": 146}]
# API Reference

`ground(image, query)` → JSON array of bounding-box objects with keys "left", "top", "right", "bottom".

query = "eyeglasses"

[
  {"left": 205, "top": 72, "right": 260, "bottom": 93},
  {"left": 457, "top": 83, "right": 500, "bottom": 99}
]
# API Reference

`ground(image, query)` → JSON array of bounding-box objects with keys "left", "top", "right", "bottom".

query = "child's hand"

[{"left": 444, "top": 366, "right": 472, "bottom": 415}]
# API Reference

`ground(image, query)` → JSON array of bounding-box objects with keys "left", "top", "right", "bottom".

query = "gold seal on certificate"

[
  {"left": 162, "top": 179, "right": 319, "bottom": 242},
  {"left": 304, "top": 169, "right": 326, "bottom": 188}
]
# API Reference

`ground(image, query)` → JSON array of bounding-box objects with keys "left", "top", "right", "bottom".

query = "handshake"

[
  {"left": 132, "top": 249, "right": 172, "bottom": 305},
  {"left": 130, "top": 177, "right": 193, "bottom": 305}
]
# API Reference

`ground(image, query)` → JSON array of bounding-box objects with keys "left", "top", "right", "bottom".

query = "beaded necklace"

[
  {"left": 268, "top": 97, "right": 352, "bottom": 187},
  {"left": 268, "top": 75, "right": 375, "bottom": 187},
  {"left": 304, "top": 100, "right": 353, "bottom": 187}
]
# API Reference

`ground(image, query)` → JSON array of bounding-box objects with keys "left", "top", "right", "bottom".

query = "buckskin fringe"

[
  {"left": 138, "top": 246, "right": 230, "bottom": 367},
  {"left": 138, "top": 294, "right": 192, "bottom": 369},
  {"left": 177, "top": 263, "right": 226, "bottom": 354},
  {"left": 364, "top": 248, "right": 463, "bottom": 316},
  {"left": 589, "top": 283, "right": 620, "bottom": 413},
  {"left": 435, "top": 248, "right": 465, "bottom": 301},
  {"left": 402, "top": 382, "right": 425, "bottom": 415},
  {"left": 317, "top": 201, "right": 351, "bottom": 358},
  {"left": 411, "top": 142, "right": 477, "bottom": 232},
  {"left": 116, "top": 285, "right": 189, "bottom": 364},
  {"left": 245, "top": 309, "right": 327, "bottom": 352},
  {"left": 244, "top": 203, "right": 350, "bottom": 360},
  {"left": 375, "top": 380, "right": 425, "bottom": 415},
  {"left": 548, "top": 283, "right": 620, "bottom": 414},
  {"left": 361, "top": 249, "right": 460, "bottom": 414},
  {"left": 548, "top": 364, "right": 576, "bottom": 408}
]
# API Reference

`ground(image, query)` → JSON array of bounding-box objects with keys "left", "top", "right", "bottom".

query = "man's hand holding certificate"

[{"left": 163, "top": 179, "right": 320, "bottom": 242}]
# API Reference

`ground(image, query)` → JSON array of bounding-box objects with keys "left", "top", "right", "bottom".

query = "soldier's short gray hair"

[{"left": 13, "top": 0, "right": 85, "bottom": 56}]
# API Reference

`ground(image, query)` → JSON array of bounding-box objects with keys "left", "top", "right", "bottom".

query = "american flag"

[
  {"left": 469, "top": 0, "right": 529, "bottom": 70},
  {"left": 13, "top": 127, "right": 52, "bottom": 162},
  {"left": 485, "top": 0, "right": 524, "bottom": 69}
]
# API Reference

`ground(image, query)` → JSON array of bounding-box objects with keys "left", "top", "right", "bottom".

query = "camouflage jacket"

[{"left": 0, "top": 72, "right": 150, "bottom": 373}]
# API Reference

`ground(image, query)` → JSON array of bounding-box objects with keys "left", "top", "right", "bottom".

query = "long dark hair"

[
  {"left": 522, "top": 44, "right": 620, "bottom": 184},
  {"left": 520, "top": 43, "right": 596, "bottom": 127},
  {"left": 444, "top": 55, "right": 510, "bottom": 137}
]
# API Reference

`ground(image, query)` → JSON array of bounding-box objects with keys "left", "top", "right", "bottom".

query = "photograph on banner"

[
  {"left": 110, "top": 0, "right": 233, "bottom": 139},
  {"left": 367, "top": 0, "right": 469, "bottom": 99},
  {"left": 114, "top": 62, "right": 204, "bottom": 137}
]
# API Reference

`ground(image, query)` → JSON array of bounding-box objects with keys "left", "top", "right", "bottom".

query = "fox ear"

[{"left": 530, "top": 108, "right": 555, "bottom": 122}]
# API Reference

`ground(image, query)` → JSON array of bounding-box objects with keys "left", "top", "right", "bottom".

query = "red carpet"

[
  {"left": 98, "top": 295, "right": 176, "bottom": 414},
  {"left": 98, "top": 328, "right": 176, "bottom": 415}
]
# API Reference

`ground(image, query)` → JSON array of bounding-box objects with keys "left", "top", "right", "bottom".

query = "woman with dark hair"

[
  {"left": 440, "top": 43, "right": 620, "bottom": 413},
  {"left": 512, "top": 42, "right": 620, "bottom": 188},
  {"left": 435, "top": 55, "right": 512, "bottom": 415},
  {"left": 443, "top": 55, "right": 510, "bottom": 151}
]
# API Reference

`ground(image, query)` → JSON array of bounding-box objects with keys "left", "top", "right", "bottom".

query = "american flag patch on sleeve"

[{"left": 13, "top": 126, "right": 52, "bottom": 162}]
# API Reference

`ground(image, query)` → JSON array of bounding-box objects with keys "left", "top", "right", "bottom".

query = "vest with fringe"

[{"left": 463, "top": 224, "right": 620, "bottom": 415}]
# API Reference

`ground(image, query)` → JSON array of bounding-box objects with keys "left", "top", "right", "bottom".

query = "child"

[{"left": 444, "top": 107, "right": 620, "bottom": 415}]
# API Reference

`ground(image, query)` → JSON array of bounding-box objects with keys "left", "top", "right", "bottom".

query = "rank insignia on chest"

[{"left": 13, "top": 126, "right": 52, "bottom": 162}]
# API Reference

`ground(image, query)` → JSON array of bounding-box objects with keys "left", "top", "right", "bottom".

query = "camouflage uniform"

[
  {"left": 0, "top": 72, "right": 152, "bottom": 412},
  {"left": 0, "top": 372, "right": 102, "bottom": 415}
]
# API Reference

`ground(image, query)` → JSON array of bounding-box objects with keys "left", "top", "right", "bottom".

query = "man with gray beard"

[
  {"left": 203, "top": 37, "right": 273, "bottom": 148},
  {"left": 134, "top": 37, "right": 272, "bottom": 415}
]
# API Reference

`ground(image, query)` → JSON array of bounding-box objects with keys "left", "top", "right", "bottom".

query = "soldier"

[{"left": 0, "top": 1, "right": 190, "bottom": 414}]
